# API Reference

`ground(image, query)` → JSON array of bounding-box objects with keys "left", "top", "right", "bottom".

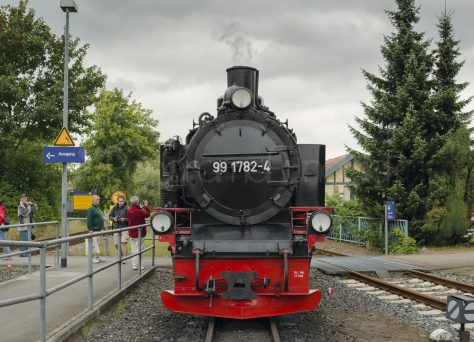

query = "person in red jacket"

[
  {"left": 127, "top": 196, "right": 150, "bottom": 270},
  {"left": 0, "top": 198, "right": 12, "bottom": 259}
]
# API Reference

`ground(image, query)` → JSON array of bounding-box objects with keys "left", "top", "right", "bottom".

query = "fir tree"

[
  {"left": 347, "top": 0, "right": 433, "bottom": 240},
  {"left": 432, "top": 11, "right": 472, "bottom": 134},
  {"left": 423, "top": 11, "right": 473, "bottom": 244}
]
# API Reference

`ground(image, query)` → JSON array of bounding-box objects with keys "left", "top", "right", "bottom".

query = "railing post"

[
  {"left": 339, "top": 223, "right": 342, "bottom": 242},
  {"left": 138, "top": 227, "right": 142, "bottom": 275},
  {"left": 87, "top": 235, "right": 93, "bottom": 309},
  {"left": 105, "top": 221, "right": 109, "bottom": 257},
  {"left": 357, "top": 217, "right": 361, "bottom": 244},
  {"left": 55, "top": 222, "right": 60, "bottom": 266},
  {"left": 39, "top": 245, "right": 47, "bottom": 342},
  {"left": 27, "top": 226, "right": 32, "bottom": 274},
  {"left": 117, "top": 231, "right": 122, "bottom": 289},
  {"left": 152, "top": 229, "right": 156, "bottom": 267}
]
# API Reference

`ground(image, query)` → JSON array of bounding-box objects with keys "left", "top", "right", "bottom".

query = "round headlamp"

[
  {"left": 150, "top": 211, "right": 174, "bottom": 234},
  {"left": 231, "top": 88, "right": 252, "bottom": 109},
  {"left": 309, "top": 211, "right": 332, "bottom": 233}
]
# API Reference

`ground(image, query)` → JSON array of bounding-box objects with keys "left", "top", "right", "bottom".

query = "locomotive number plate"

[{"left": 212, "top": 160, "right": 271, "bottom": 173}]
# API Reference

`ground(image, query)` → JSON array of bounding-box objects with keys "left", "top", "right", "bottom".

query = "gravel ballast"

[
  {"left": 68, "top": 267, "right": 434, "bottom": 342},
  {"left": 0, "top": 264, "right": 39, "bottom": 283}
]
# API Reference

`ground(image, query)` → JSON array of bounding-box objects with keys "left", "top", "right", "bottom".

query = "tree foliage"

[
  {"left": 0, "top": 1, "right": 105, "bottom": 220},
  {"left": 130, "top": 161, "right": 161, "bottom": 207},
  {"left": 347, "top": 0, "right": 433, "bottom": 240},
  {"left": 74, "top": 89, "right": 160, "bottom": 207},
  {"left": 347, "top": 2, "right": 472, "bottom": 244},
  {"left": 0, "top": 1, "right": 105, "bottom": 147}
]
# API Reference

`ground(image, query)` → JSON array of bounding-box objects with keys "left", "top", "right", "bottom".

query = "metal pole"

[
  {"left": 87, "top": 236, "right": 93, "bottom": 309},
  {"left": 117, "top": 232, "right": 122, "bottom": 289},
  {"left": 55, "top": 223, "right": 60, "bottom": 266},
  {"left": 152, "top": 230, "right": 156, "bottom": 267},
  {"left": 39, "top": 246, "right": 47, "bottom": 342},
  {"left": 138, "top": 228, "right": 142, "bottom": 275},
  {"left": 384, "top": 204, "right": 388, "bottom": 255},
  {"left": 27, "top": 226, "right": 32, "bottom": 274},
  {"left": 357, "top": 217, "right": 361, "bottom": 244},
  {"left": 105, "top": 223, "right": 109, "bottom": 257},
  {"left": 60, "top": 9, "right": 70, "bottom": 268}
]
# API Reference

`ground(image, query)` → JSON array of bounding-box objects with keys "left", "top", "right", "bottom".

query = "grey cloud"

[{"left": 12, "top": 0, "right": 474, "bottom": 158}]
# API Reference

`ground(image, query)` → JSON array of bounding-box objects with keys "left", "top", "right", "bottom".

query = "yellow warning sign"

[
  {"left": 111, "top": 191, "right": 126, "bottom": 204},
  {"left": 54, "top": 127, "right": 75, "bottom": 146}
]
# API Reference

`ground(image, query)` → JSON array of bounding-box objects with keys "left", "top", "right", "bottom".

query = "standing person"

[
  {"left": 127, "top": 196, "right": 150, "bottom": 270},
  {"left": 86, "top": 195, "right": 106, "bottom": 263},
  {"left": 17, "top": 194, "right": 37, "bottom": 253},
  {"left": 0, "top": 198, "right": 12, "bottom": 259},
  {"left": 109, "top": 195, "right": 129, "bottom": 263}
]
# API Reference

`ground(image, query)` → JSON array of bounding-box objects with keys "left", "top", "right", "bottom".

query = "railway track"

[
  {"left": 315, "top": 247, "right": 474, "bottom": 311},
  {"left": 26, "top": 230, "right": 92, "bottom": 255},
  {"left": 204, "top": 317, "right": 281, "bottom": 342}
]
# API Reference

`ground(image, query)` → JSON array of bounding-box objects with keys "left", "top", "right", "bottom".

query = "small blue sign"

[
  {"left": 386, "top": 201, "right": 396, "bottom": 221},
  {"left": 43, "top": 146, "right": 85, "bottom": 164}
]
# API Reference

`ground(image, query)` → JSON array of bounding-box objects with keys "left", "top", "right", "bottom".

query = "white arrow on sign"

[{"left": 46, "top": 152, "right": 56, "bottom": 160}]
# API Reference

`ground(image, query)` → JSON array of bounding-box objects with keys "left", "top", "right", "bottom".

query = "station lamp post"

[{"left": 59, "top": 0, "right": 78, "bottom": 268}]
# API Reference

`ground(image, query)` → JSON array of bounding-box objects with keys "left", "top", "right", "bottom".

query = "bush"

[
  {"left": 363, "top": 225, "right": 384, "bottom": 252},
  {"left": 390, "top": 228, "right": 419, "bottom": 254}
]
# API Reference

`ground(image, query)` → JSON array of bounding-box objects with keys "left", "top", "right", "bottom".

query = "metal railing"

[
  {"left": 0, "top": 223, "right": 156, "bottom": 342},
  {"left": 327, "top": 215, "right": 409, "bottom": 245},
  {"left": 0, "top": 221, "right": 60, "bottom": 272}
]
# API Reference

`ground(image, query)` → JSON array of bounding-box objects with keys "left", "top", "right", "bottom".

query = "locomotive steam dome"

[{"left": 184, "top": 67, "right": 302, "bottom": 225}]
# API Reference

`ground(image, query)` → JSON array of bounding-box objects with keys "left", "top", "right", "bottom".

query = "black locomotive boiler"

[{"left": 151, "top": 66, "right": 332, "bottom": 319}]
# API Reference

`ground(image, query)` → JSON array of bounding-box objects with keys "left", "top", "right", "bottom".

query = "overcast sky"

[{"left": 4, "top": 0, "right": 474, "bottom": 158}]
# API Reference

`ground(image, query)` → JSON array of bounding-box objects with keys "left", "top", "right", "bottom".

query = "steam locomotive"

[{"left": 151, "top": 66, "right": 332, "bottom": 319}]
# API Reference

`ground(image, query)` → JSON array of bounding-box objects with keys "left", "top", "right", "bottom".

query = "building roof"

[{"left": 325, "top": 153, "right": 353, "bottom": 177}]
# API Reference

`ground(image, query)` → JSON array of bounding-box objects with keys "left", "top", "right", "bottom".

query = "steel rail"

[
  {"left": 347, "top": 270, "right": 447, "bottom": 311},
  {"left": 315, "top": 247, "right": 449, "bottom": 310},
  {"left": 408, "top": 269, "right": 474, "bottom": 295}
]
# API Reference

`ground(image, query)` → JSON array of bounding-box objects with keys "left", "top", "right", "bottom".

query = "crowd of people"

[
  {"left": 0, "top": 193, "right": 150, "bottom": 271},
  {"left": 87, "top": 194, "right": 150, "bottom": 270}
]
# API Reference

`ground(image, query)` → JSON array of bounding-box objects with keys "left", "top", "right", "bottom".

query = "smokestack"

[{"left": 226, "top": 66, "right": 259, "bottom": 101}]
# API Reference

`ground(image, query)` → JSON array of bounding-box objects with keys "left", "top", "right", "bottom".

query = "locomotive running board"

[{"left": 161, "top": 289, "right": 322, "bottom": 319}]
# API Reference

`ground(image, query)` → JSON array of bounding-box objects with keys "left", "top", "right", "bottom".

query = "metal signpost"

[
  {"left": 60, "top": 0, "right": 78, "bottom": 267},
  {"left": 385, "top": 201, "right": 395, "bottom": 255}
]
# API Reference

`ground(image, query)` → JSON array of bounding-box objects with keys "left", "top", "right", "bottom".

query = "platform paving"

[
  {"left": 311, "top": 255, "right": 430, "bottom": 276},
  {"left": 0, "top": 255, "right": 172, "bottom": 342},
  {"left": 383, "top": 251, "right": 474, "bottom": 270}
]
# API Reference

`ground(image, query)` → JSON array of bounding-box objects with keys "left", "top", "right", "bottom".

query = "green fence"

[{"left": 327, "top": 215, "right": 409, "bottom": 245}]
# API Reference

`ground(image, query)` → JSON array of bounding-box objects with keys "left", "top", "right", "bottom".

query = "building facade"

[{"left": 325, "top": 154, "right": 361, "bottom": 201}]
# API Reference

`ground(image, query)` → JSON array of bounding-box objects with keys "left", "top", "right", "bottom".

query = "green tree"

[
  {"left": 424, "top": 127, "right": 471, "bottom": 244},
  {"left": 74, "top": 89, "right": 160, "bottom": 207},
  {"left": 431, "top": 11, "right": 472, "bottom": 135},
  {"left": 130, "top": 161, "right": 161, "bottom": 207},
  {"left": 347, "top": 0, "right": 433, "bottom": 241},
  {"left": 0, "top": 1, "right": 105, "bottom": 147},
  {"left": 422, "top": 11, "right": 473, "bottom": 245},
  {"left": 0, "top": 1, "right": 105, "bottom": 220}
]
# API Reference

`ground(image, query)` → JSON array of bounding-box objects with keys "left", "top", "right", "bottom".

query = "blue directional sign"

[
  {"left": 43, "top": 146, "right": 85, "bottom": 164},
  {"left": 386, "top": 201, "right": 396, "bottom": 221}
]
